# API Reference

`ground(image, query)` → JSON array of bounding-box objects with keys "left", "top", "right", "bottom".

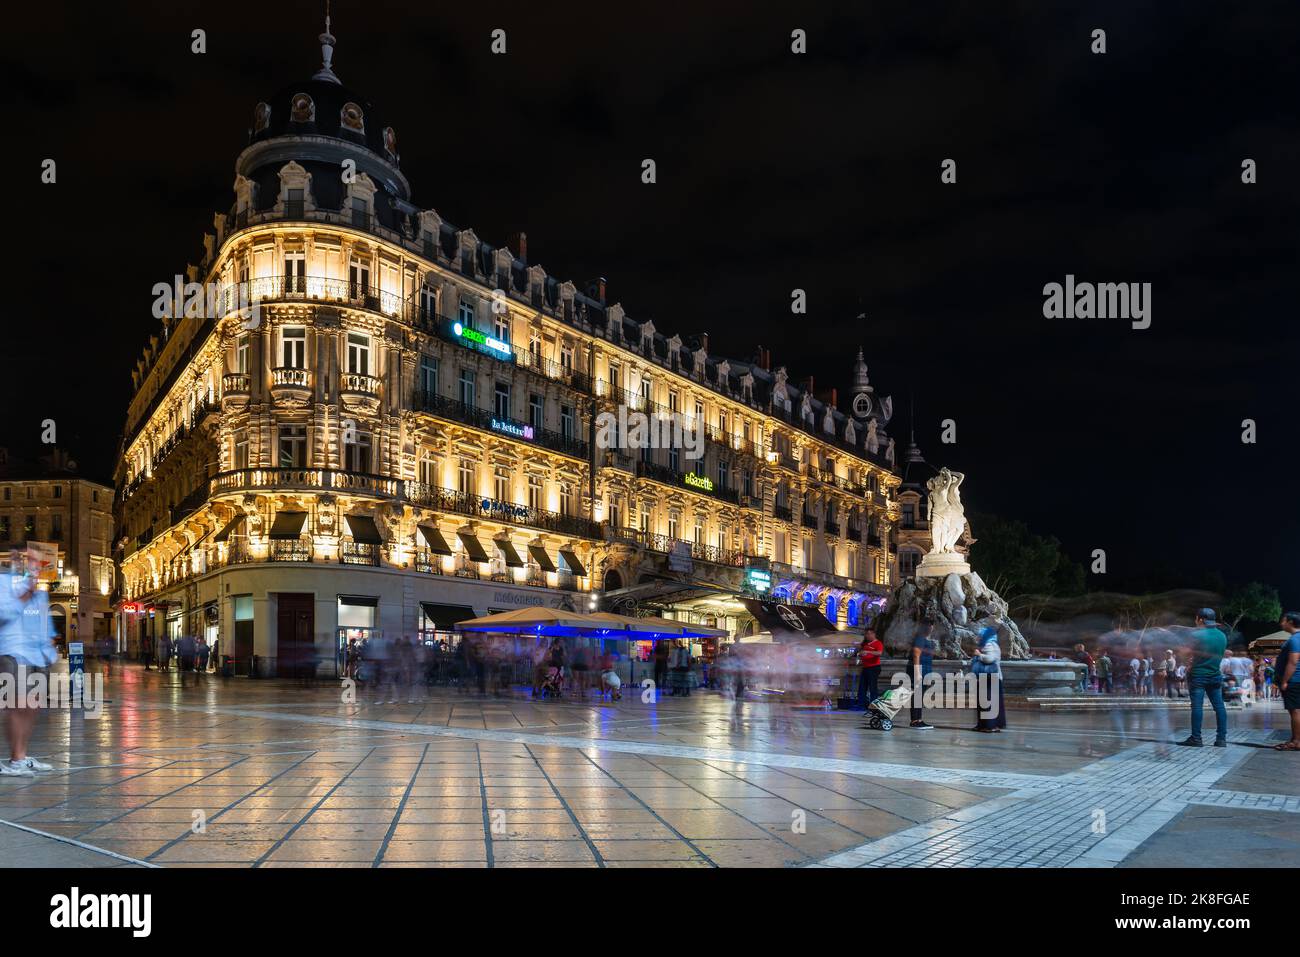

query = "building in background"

[
  {"left": 0, "top": 447, "right": 114, "bottom": 651},
  {"left": 113, "top": 24, "right": 904, "bottom": 676}
]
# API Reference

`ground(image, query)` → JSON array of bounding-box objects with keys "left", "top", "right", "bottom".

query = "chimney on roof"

[
  {"left": 804, "top": 375, "right": 814, "bottom": 395},
  {"left": 509, "top": 231, "right": 527, "bottom": 263},
  {"left": 586, "top": 278, "right": 607, "bottom": 304}
]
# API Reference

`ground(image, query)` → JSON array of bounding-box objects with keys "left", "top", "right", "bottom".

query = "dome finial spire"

[{"left": 313, "top": 0, "right": 341, "bottom": 84}]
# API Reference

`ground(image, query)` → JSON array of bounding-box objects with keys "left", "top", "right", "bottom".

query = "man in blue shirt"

[
  {"left": 909, "top": 620, "right": 936, "bottom": 730},
  {"left": 1276, "top": 611, "right": 1300, "bottom": 751},
  {"left": 1179, "top": 607, "right": 1228, "bottom": 748}
]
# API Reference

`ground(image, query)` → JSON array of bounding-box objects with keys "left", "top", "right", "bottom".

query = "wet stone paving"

[{"left": 1, "top": 666, "right": 1297, "bottom": 868}]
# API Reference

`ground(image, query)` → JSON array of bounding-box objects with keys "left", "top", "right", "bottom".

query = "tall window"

[
  {"left": 608, "top": 496, "right": 622, "bottom": 529},
  {"left": 668, "top": 512, "right": 679, "bottom": 540},
  {"left": 0, "top": 517, "right": 8, "bottom": 541},
  {"left": 560, "top": 405, "right": 574, "bottom": 440},
  {"left": 560, "top": 344, "right": 573, "bottom": 372},
  {"left": 493, "top": 311, "right": 510, "bottom": 342},
  {"left": 418, "top": 452, "right": 436, "bottom": 486},
  {"left": 529, "top": 394, "right": 543, "bottom": 431},
  {"left": 420, "top": 285, "right": 437, "bottom": 322},
  {"left": 456, "top": 458, "right": 475, "bottom": 495},
  {"left": 640, "top": 378, "right": 651, "bottom": 409},
  {"left": 236, "top": 336, "right": 250, "bottom": 374},
  {"left": 420, "top": 356, "right": 438, "bottom": 398},
  {"left": 458, "top": 300, "right": 474, "bottom": 329},
  {"left": 494, "top": 468, "right": 510, "bottom": 502},
  {"left": 639, "top": 502, "right": 650, "bottom": 533},
  {"left": 494, "top": 382, "right": 510, "bottom": 419},
  {"left": 343, "top": 430, "right": 371, "bottom": 473},
  {"left": 351, "top": 197, "right": 369, "bottom": 229},
  {"left": 668, "top": 391, "right": 679, "bottom": 413},
  {"left": 347, "top": 333, "right": 370, "bottom": 376},
  {"left": 349, "top": 259, "right": 371, "bottom": 297},
  {"left": 278, "top": 425, "right": 307, "bottom": 467},
  {"left": 668, "top": 447, "right": 679, "bottom": 473},
  {"left": 50, "top": 514, "right": 63, "bottom": 541},
  {"left": 559, "top": 482, "right": 573, "bottom": 517},
  {"left": 284, "top": 250, "right": 305, "bottom": 293},
  {"left": 694, "top": 518, "right": 703, "bottom": 544},
  {"left": 281, "top": 327, "right": 306, "bottom": 368},
  {"left": 608, "top": 363, "right": 620, "bottom": 392},
  {"left": 234, "top": 432, "right": 249, "bottom": 470},
  {"left": 527, "top": 475, "right": 542, "bottom": 511},
  {"left": 718, "top": 459, "right": 730, "bottom": 490},
  {"left": 286, "top": 187, "right": 305, "bottom": 218},
  {"left": 458, "top": 369, "right": 475, "bottom": 406}
]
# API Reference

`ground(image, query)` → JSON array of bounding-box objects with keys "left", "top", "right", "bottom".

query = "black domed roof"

[{"left": 250, "top": 77, "right": 398, "bottom": 166}]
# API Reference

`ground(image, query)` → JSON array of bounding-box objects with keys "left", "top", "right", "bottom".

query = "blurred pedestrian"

[
  {"left": 1096, "top": 649, "right": 1113, "bottom": 694},
  {"left": 196, "top": 635, "right": 211, "bottom": 677},
  {"left": 0, "top": 557, "right": 59, "bottom": 777},
  {"left": 972, "top": 627, "right": 1006, "bottom": 732},
  {"left": 909, "top": 620, "right": 936, "bottom": 730}
]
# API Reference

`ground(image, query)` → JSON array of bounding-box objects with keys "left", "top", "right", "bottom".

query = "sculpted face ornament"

[
  {"left": 291, "top": 93, "right": 315, "bottom": 123},
  {"left": 340, "top": 102, "right": 364, "bottom": 132}
]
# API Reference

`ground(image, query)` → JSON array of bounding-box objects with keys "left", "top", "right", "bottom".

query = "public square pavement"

[{"left": 1, "top": 665, "right": 1297, "bottom": 868}]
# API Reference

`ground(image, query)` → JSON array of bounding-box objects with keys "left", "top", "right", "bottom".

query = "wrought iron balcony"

[
  {"left": 415, "top": 391, "right": 588, "bottom": 460},
  {"left": 269, "top": 539, "right": 313, "bottom": 562},
  {"left": 340, "top": 541, "right": 380, "bottom": 566},
  {"left": 801, "top": 512, "right": 819, "bottom": 530},
  {"left": 773, "top": 503, "right": 793, "bottom": 522},
  {"left": 404, "top": 481, "right": 603, "bottom": 540}
]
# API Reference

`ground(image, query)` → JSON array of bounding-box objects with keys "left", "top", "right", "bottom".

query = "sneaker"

[
  {"left": 17, "top": 757, "right": 54, "bottom": 772},
  {"left": 1177, "top": 736, "right": 1203, "bottom": 747},
  {"left": 1213, "top": 739, "right": 1228, "bottom": 748},
  {"left": 0, "top": 760, "right": 35, "bottom": 778},
  {"left": 910, "top": 721, "right": 934, "bottom": 730}
]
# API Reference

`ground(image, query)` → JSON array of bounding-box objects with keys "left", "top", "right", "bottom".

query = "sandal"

[{"left": 1273, "top": 741, "right": 1300, "bottom": 751}]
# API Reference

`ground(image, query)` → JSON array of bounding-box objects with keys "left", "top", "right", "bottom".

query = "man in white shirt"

[{"left": 1129, "top": 655, "right": 1142, "bottom": 695}]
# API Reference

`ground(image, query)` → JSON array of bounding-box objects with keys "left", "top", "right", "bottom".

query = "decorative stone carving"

[{"left": 879, "top": 570, "right": 1029, "bottom": 660}]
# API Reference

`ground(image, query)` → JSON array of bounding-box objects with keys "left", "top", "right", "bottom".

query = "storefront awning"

[
  {"left": 418, "top": 524, "right": 453, "bottom": 555},
  {"left": 213, "top": 514, "right": 246, "bottom": 543},
  {"left": 740, "top": 598, "right": 840, "bottom": 642},
  {"left": 457, "top": 531, "right": 490, "bottom": 563},
  {"left": 495, "top": 538, "right": 524, "bottom": 567},
  {"left": 345, "top": 514, "right": 383, "bottom": 544},
  {"left": 269, "top": 510, "right": 308, "bottom": 539},
  {"left": 527, "top": 545, "right": 556, "bottom": 572},
  {"left": 420, "top": 602, "right": 478, "bottom": 630},
  {"left": 559, "top": 549, "right": 587, "bottom": 577}
]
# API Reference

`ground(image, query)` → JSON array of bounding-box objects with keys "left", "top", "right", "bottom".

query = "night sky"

[{"left": 5, "top": 1, "right": 1297, "bottom": 596}]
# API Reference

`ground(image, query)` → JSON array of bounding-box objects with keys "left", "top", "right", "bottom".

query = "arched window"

[
  {"left": 803, "top": 589, "right": 816, "bottom": 605},
  {"left": 826, "top": 595, "right": 837, "bottom": 623},
  {"left": 847, "top": 598, "right": 859, "bottom": 627},
  {"left": 773, "top": 585, "right": 790, "bottom": 601}
]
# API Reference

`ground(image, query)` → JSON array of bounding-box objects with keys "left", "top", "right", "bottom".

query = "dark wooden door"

[{"left": 275, "top": 593, "right": 315, "bottom": 678}]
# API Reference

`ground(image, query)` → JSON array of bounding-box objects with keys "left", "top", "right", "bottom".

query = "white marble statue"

[
  {"left": 885, "top": 437, "right": 896, "bottom": 466},
  {"left": 865, "top": 419, "right": 879, "bottom": 453},
  {"left": 926, "top": 467, "right": 966, "bottom": 555}
]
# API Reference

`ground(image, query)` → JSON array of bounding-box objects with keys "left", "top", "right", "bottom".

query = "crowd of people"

[{"left": 1067, "top": 638, "right": 1288, "bottom": 704}]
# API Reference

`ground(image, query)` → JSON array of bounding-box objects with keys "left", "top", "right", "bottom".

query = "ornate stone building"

[
  {"left": 113, "top": 27, "right": 904, "bottom": 674},
  {"left": 0, "top": 448, "right": 114, "bottom": 650}
]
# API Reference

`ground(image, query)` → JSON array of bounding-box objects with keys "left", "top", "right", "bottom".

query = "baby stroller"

[
  {"left": 864, "top": 686, "right": 912, "bottom": 731},
  {"left": 537, "top": 666, "right": 565, "bottom": 699}
]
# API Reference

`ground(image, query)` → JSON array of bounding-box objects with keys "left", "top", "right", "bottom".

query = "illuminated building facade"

[
  {"left": 0, "top": 449, "right": 114, "bottom": 649},
  {"left": 112, "top": 28, "right": 903, "bottom": 674}
]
